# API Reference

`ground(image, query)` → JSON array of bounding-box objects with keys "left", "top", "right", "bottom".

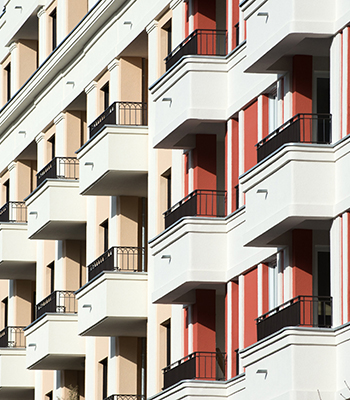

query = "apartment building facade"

[{"left": 0, "top": 0, "right": 349, "bottom": 399}]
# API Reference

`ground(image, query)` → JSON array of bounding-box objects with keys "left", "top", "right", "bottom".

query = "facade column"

[
  {"left": 54, "top": 112, "right": 66, "bottom": 157},
  {"left": 238, "top": 110, "right": 244, "bottom": 206},
  {"left": 238, "top": 274, "right": 244, "bottom": 373},
  {"left": 85, "top": 81, "right": 98, "bottom": 126},
  {"left": 8, "top": 42, "right": 19, "bottom": 96},
  {"left": 57, "top": 0, "right": 68, "bottom": 42},
  {"left": 170, "top": 0, "right": 184, "bottom": 49},
  {"left": 330, "top": 216, "right": 342, "bottom": 327},
  {"left": 330, "top": 32, "right": 342, "bottom": 143},
  {"left": 37, "top": 7, "right": 48, "bottom": 65},
  {"left": 107, "top": 58, "right": 120, "bottom": 104},
  {"left": 8, "top": 161, "right": 17, "bottom": 201}
]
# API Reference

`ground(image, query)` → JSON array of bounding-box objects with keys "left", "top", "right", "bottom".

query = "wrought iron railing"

[
  {"left": 163, "top": 351, "right": 226, "bottom": 390},
  {"left": 36, "top": 291, "right": 77, "bottom": 319},
  {"left": 89, "top": 101, "right": 148, "bottom": 139},
  {"left": 0, "top": 201, "right": 27, "bottom": 222},
  {"left": 256, "top": 113, "right": 332, "bottom": 163},
  {"left": 165, "top": 29, "right": 227, "bottom": 71},
  {"left": 164, "top": 189, "right": 227, "bottom": 229},
  {"left": 0, "top": 326, "right": 25, "bottom": 348},
  {"left": 104, "top": 396, "right": 145, "bottom": 400},
  {"left": 256, "top": 295, "right": 332, "bottom": 341},
  {"left": 36, "top": 157, "right": 79, "bottom": 186},
  {"left": 88, "top": 246, "right": 146, "bottom": 281}
]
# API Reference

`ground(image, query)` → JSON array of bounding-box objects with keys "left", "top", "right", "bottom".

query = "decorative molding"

[
  {"left": 146, "top": 20, "right": 158, "bottom": 35},
  {"left": 54, "top": 112, "right": 65, "bottom": 126},
  {"left": 35, "top": 132, "right": 45, "bottom": 144},
  {"left": 85, "top": 81, "right": 98, "bottom": 95},
  {"left": 7, "top": 161, "right": 16, "bottom": 172},
  {"left": 107, "top": 58, "right": 119, "bottom": 72},
  {"left": 170, "top": 0, "right": 183, "bottom": 10}
]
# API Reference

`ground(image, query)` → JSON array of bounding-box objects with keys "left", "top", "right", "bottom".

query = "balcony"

[
  {"left": 26, "top": 157, "right": 86, "bottom": 240},
  {"left": 165, "top": 29, "right": 227, "bottom": 71},
  {"left": 163, "top": 352, "right": 226, "bottom": 390},
  {"left": 0, "top": 202, "right": 36, "bottom": 280},
  {"left": 88, "top": 246, "right": 146, "bottom": 281},
  {"left": 256, "top": 296, "right": 332, "bottom": 341},
  {"left": 89, "top": 101, "right": 148, "bottom": 139},
  {"left": 256, "top": 113, "right": 332, "bottom": 162},
  {"left": 76, "top": 249, "right": 148, "bottom": 336},
  {"left": 240, "top": 134, "right": 335, "bottom": 247},
  {"left": 25, "top": 291, "right": 85, "bottom": 370},
  {"left": 151, "top": 31, "right": 228, "bottom": 149},
  {"left": 0, "top": 328, "right": 34, "bottom": 400},
  {"left": 77, "top": 103, "right": 148, "bottom": 197},
  {"left": 150, "top": 191, "right": 227, "bottom": 304},
  {"left": 164, "top": 190, "right": 226, "bottom": 229},
  {"left": 242, "top": 0, "right": 334, "bottom": 73}
]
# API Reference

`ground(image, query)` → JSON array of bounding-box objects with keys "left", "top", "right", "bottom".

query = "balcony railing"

[
  {"left": 0, "top": 326, "right": 25, "bottom": 348},
  {"left": 89, "top": 101, "right": 148, "bottom": 139},
  {"left": 164, "top": 189, "right": 227, "bottom": 229},
  {"left": 0, "top": 201, "right": 27, "bottom": 222},
  {"left": 163, "top": 351, "right": 226, "bottom": 390},
  {"left": 104, "top": 396, "right": 145, "bottom": 400},
  {"left": 256, "top": 113, "right": 332, "bottom": 162},
  {"left": 88, "top": 246, "right": 146, "bottom": 281},
  {"left": 36, "top": 157, "right": 79, "bottom": 187},
  {"left": 256, "top": 295, "right": 332, "bottom": 341},
  {"left": 36, "top": 290, "right": 77, "bottom": 319},
  {"left": 165, "top": 29, "right": 227, "bottom": 71}
]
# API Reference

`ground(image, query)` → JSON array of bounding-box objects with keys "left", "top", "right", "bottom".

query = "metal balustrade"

[
  {"left": 163, "top": 351, "right": 226, "bottom": 390},
  {"left": 256, "top": 295, "right": 333, "bottom": 341},
  {"left": 104, "top": 396, "right": 145, "bottom": 400},
  {"left": 89, "top": 101, "right": 148, "bottom": 139},
  {"left": 256, "top": 113, "right": 332, "bottom": 163},
  {"left": 165, "top": 29, "right": 227, "bottom": 71},
  {"left": 36, "top": 291, "right": 77, "bottom": 319},
  {"left": 88, "top": 246, "right": 146, "bottom": 281},
  {"left": 36, "top": 157, "right": 79, "bottom": 186},
  {"left": 164, "top": 189, "right": 227, "bottom": 229},
  {"left": 0, "top": 326, "right": 25, "bottom": 348},
  {"left": 0, "top": 201, "right": 27, "bottom": 222}
]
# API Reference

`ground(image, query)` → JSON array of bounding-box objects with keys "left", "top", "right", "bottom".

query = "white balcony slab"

[
  {"left": 0, "top": 223, "right": 36, "bottom": 280},
  {"left": 240, "top": 144, "right": 335, "bottom": 247},
  {"left": 24, "top": 314, "right": 85, "bottom": 370},
  {"left": 150, "top": 217, "right": 227, "bottom": 304},
  {"left": 26, "top": 180, "right": 86, "bottom": 240},
  {"left": 0, "top": 348, "right": 34, "bottom": 400},
  {"left": 150, "top": 57, "right": 227, "bottom": 149},
  {"left": 76, "top": 271, "right": 148, "bottom": 337},
  {"left": 240, "top": 327, "right": 339, "bottom": 399},
  {"left": 77, "top": 126, "right": 148, "bottom": 196},
  {"left": 242, "top": 0, "right": 335, "bottom": 73}
]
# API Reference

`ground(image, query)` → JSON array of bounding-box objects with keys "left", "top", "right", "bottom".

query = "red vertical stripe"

[
  {"left": 193, "top": 134, "right": 216, "bottom": 190},
  {"left": 292, "top": 229, "right": 313, "bottom": 297},
  {"left": 244, "top": 100, "right": 258, "bottom": 172},
  {"left": 292, "top": 55, "right": 313, "bottom": 116},
  {"left": 193, "top": 0, "right": 216, "bottom": 30},
  {"left": 347, "top": 28, "right": 350, "bottom": 135},
  {"left": 193, "top": 289, "right": 216, "bottom": 353},
  {"left": 185, "top": 1, "right": 189, "bottom": 37},
  {"left": 184, "top": 307, "right": 189, "bottom": 356},
  {"left": 244, "top": 268, "right": 258, "bottom": 347},
  {"left": 184, "top": 152, "right": 189, "bottom": 196}
]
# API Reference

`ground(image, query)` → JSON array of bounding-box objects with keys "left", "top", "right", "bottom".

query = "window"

[
  {"left": 4, "top": 62, "right": 11, "bottom": 101},
  {"left": 47, "top": 262, "right": 55, "bottom": 293},
  {"left": 48, "top": 135, "right": 55, "bottom": 160},
  {"left": 4, "top": 180, "right": 9, "bottom": 204},
  {"left": 2, "top": 297, "right": 8, "bottom": 328},
  {"left": 100, "top": 220, "right": 109, "bottom": 252},
  {"left": 99, "top": 358, "right": 108, "bottom": 399},
  {"left": 50, "top": 9, "right": 57, "bottom": 51},
  {"left": 101, "top": 82, "right": 110, "bottom": 110}
]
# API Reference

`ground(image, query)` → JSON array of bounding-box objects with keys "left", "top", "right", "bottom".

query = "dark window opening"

[
  {"left": 47, "top": 262, "right": 55, "bottom": 293},
  {"left": 50, "top": 9, "right": 57, "bottom": 51},
  {"left": 2, "top": 298, "right": 8, "bottom": 328},
  {"left": 4, "top": 63, "right": 11, "bottom": 102},
  {"left": 100, "top": 358, "right": 108, "bottom": 399},
  {"left": 4, "top": 180, "right": 9, "bottom": 204},
  {"left": 48, "top": 135, "right": 55, "bottom": 160},
  {"left": 101, "top": 82, "right": 110, "bottom": 111},
  {"left": 101, "top": 219, "right": 109, "bottom": 252}
]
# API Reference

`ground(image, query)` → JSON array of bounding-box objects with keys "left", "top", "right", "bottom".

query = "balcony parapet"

[
  {"left": 0, "top": 326, "right": 25, "bottom": 348},
  {"left": 104, "top": 396, "right": 145, "bottom": 400},
  {"left": 0, "top": 201, "right": 27, "bottom": 223},
  {"left": 88, "top": 246, "right": 146, "bottom": 281},
  {"left": 36, "top": 290, "right": 77, "bottom": 320},
  {"left": 256, "top": 295, "right": 332, "bottom": 341},
  {"left": 256, "top": 113, "right": 332, "bottom": 163},
  {"left": 89, "top": 101, "right": 148, "bottom": 139},
  {"left": 165, "top": 29, "right": 227, "bottom": 71},
  {"left": 36, "top": 157, "right": 79, "bottom": 187},
  {"left": 163, "top": 352, "right": 226, "bottom": 390},
  {"left": 164, "top": 190, "right": 227, "bottom": 229}
]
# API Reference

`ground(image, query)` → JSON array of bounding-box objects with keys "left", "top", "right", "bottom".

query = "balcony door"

[
  {"left": 313, "top": 72, "right": 330, "bottom": 142},
  {"left": 314, "top": 248, "right": 331, "bottom": 326}
]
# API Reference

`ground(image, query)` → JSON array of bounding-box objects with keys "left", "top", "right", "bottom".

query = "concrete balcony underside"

[
  {"left": 242, "top": 0, "right": 334, "bottom": 73},
  {"left": 24, "top": 314, "right": 85, "bottom": 370},
  {"left": 150, "top": 57, "right": 227, "bottom": 149},
  {"left": 150, "top": 217, "right": 227, "bottom": 304},
  {"left": 77, "top": 125, "right": 148, "bottom": 197},
  {"left": 0, "top": 223, "right": 35, "bottom": 280},
  {"left": 76, "top": 271, "right": 148, "bottom": 337},
  {"left": 0, "top": 348, "right": 34, "bottom": 400},
  {"left": 25, "top": 180, "right": 86, "bottom": 240},
  {"left": 240, "top": 139, "right": 350, "bottom": 247}
]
